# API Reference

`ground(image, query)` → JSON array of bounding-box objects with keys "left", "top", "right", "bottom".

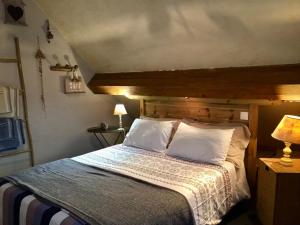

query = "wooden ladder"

[{"left": 0, "top": 37, "right": 35, "bottom": 166}]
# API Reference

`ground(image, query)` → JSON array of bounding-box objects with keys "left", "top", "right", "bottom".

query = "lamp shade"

[
  {"left": 113, "top": 104, "right": 127, "bottom": 115},
  {"left": 271, "top": 115, "right": 300, "bottom": 144}
]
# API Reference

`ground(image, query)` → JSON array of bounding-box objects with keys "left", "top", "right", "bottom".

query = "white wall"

[
  {"left": 35, "top": 0, "right": 300, "bottom": 72},
  {"left": 0, "top": 0, "right": 131, "bottom": 176}
]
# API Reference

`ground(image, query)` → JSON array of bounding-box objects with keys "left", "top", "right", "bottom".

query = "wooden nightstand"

[{"left": 257, "top": 158, "right": 300, "bottom": 225}]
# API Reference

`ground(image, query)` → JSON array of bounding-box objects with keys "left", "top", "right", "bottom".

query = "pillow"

[
  {"left": 166, "top": 122, "right": 234, "bottom": 165},
  {"left": 140, "top": 116, "right": 180, "bottom": 146},
  {"left": 123, "top": 118, "right": 175, "bottom": 152},
  {"left": 183, "top": 119, "right": 251, "bottom": 168}
]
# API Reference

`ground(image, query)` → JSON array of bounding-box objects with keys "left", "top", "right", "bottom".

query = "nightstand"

[
  {"left": 87, "top": 126, "right": 129, "bottom": 147},
  {"left": 257, "top": 158, "right": 300, "bottom": 225}
]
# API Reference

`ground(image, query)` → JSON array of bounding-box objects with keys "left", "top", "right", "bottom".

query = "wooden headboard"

[{"left": 140, "top": 97, "right": 259, "bottom": 192}]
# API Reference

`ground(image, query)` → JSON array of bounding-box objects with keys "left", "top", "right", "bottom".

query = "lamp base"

[
  {"left": 118, "top": 115, "right": 123, "bottom": 128},
  {"left": 280, "top": 142, "right": 293, "bottom": 166}
]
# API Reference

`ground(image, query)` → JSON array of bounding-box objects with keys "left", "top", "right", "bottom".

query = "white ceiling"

[{"left": 35, "top": 0, "right": 300, "bottom": 72}]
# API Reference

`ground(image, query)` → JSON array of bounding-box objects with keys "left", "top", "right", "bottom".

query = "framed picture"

[
  {"left": 3, "top": 0, "right": 27, "bottom": 26},
  {"left": 64, "top": 77, "right": 85, "bottom": 94}
]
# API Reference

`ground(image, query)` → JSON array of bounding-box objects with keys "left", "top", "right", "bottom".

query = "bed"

[{"left": 0, "top": 98, "right": 258, "bottom": 225}]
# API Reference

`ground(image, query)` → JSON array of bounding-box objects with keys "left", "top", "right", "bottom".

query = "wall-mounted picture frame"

[
  {"left": 64, "top": 77, "right": 85, "bottom": 94},
  {"left": 2, "top": 0, "right": 27, "bottom": 26}
]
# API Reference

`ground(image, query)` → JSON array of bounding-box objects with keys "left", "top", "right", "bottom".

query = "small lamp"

[
  {"left": 271, "top": 115, "right": 300, "bottom": 166},
  {"left": 114, "top": 104, "right": 127, "bottom": 128}
]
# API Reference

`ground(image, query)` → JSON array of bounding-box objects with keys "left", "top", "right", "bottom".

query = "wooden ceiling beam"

[{"left": 88, "top": 63, "right": 300, "bottom": 101}]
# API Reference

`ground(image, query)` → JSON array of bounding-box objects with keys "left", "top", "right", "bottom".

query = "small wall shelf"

[{"left": 50, "top": 64, "right": 74, "bottom": 72}]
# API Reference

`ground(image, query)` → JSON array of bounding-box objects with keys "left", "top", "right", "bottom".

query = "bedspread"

[{"left": 73, "top": 145, "right": 233, "bottom": 225}]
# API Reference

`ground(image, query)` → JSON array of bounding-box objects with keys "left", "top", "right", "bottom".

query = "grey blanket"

[{"left": 7, "top": 159, "right": 193, "bottom": 225}]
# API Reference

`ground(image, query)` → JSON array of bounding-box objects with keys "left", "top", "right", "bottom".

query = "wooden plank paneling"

[
  {"left": 144, "top": 99, "right": 249, "bottom": 123},
  {"left": 88, "top": 63, "right": 300, "bottom": 100},
  {"left": 248, "top": 104, "right": 259, "bottom": 192}
]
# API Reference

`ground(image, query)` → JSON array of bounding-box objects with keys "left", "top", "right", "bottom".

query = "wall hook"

[{"left": 46, "top": 20, "right": 54, "bottom": 43}]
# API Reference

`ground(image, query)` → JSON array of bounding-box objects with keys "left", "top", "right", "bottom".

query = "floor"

[{"left": 220, "top": 201, "right": 262, "bottom": 225}]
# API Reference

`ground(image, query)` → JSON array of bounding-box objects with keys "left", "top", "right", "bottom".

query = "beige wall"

[
  {"left": 0, "top": 0, "right": 132, "bottom": 176},
  {"left": 36, "top": 0, "right": 300, "bottom": 72}
]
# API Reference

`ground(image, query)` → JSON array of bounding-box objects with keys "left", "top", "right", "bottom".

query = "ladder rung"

[
  {"left": 0, "top": 58, "right": 18, "bottom": 63},
  {"left": 0, "top": 149, "right": 30, "bottom": 158}
]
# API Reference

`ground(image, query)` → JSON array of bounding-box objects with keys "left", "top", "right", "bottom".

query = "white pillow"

[
  {"left": 166, "top": 122, "right": 234, "bottom": 165},
  {"left": 140, "top": 116, "right": 180, "bottom": 146},
  {"left": 183, "top": 119, "right": 251, "bottom": 168},
  {"left": 123, "top": 118, "right": 175, "bottom": 152}
]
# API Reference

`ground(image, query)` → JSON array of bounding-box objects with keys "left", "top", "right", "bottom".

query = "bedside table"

[
  {"left": 87, "top": 126, "right": 129, "bottom": 147},
  {"left": 257, "top": 158, "right": 300, "bottom": 225}
]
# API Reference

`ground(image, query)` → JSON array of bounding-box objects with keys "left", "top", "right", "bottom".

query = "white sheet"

[{"left": 73, "top": 144, "right": 250, "bottom": 225}]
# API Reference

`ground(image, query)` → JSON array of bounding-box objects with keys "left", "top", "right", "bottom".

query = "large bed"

[{"left": 0, "top": 98, "right": 258, "bottom": 225}]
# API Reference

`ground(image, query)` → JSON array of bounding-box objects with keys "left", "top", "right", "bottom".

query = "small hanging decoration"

[
  {"left": 3, "top": 0, "right": 27, "bottom": 26},
  {"left": 35, "top": 37, "right": 47, "bottom": 112},
  {"left": 46, "top": 20, "right": 54, "bottom": 43},
  {"left": 64, "top": 65, "right": 85, "bottom": 94}
]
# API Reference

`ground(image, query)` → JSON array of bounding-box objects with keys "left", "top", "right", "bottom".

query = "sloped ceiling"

[{"left": 35, "top": 0, "right": 300, "bottom": 73}]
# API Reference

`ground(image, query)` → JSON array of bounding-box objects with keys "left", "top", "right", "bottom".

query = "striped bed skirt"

[{"left": 0, "top": 180, "right": 88, "bottom": 225}]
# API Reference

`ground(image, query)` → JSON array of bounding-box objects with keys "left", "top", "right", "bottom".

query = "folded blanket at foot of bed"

[
  {"left": 0, "top": 179, "right": 88, "bottom": 225},
  {"left": 1, "top": 158, "right": 193, "bottom": 225}
]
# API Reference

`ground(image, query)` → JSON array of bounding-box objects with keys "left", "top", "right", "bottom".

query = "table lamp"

[
  {"left": 271, "top": 115, "right": 300, "bottom": 166},
  {"left": 114, "top": 104, "right": 127, "bottom": 128}
]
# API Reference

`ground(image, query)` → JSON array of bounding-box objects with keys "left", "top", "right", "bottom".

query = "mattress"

[{"left": 0, "top": 144, "right": 250, "bottom": 225}]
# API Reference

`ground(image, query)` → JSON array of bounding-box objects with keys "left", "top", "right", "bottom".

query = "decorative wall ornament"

[
  {"left": 3, "top": 0, "right": 27, "bottom": 26},
  {"left": 46, "top": 20, "right": 54, "bottom": 43},
  {"left": 64, "top": 65, "right": 85, "bottom": 94},
  {"left": 49, "top": 55, "right": 85, "bottom": 94},
  {"left": 35, "top": 37, "right": 47, "bottom": 112}
]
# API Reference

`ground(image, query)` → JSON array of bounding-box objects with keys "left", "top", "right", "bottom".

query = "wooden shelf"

[{"left": 50, "top": 65, "right": 73, "bottom": 72}]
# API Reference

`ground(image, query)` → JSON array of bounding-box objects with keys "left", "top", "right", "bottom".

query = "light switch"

[{"left": 240, "top": 112, "right": 249, "bottom": 120}]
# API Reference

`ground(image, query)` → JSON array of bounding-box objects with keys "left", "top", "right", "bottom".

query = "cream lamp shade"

[
  {"left": 271, "top": 115, "right": 300, "bottom": 166},
  {"left": 113, "top": 104, "right": 127, "bottom": 116},
  {"left": 114, "top": 104, "right": 127, "bottom": 128}
]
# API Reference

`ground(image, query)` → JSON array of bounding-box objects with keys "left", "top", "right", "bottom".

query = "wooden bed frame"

[{"left": 139, "top": 97, "right": 259, "bottom": 192}]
